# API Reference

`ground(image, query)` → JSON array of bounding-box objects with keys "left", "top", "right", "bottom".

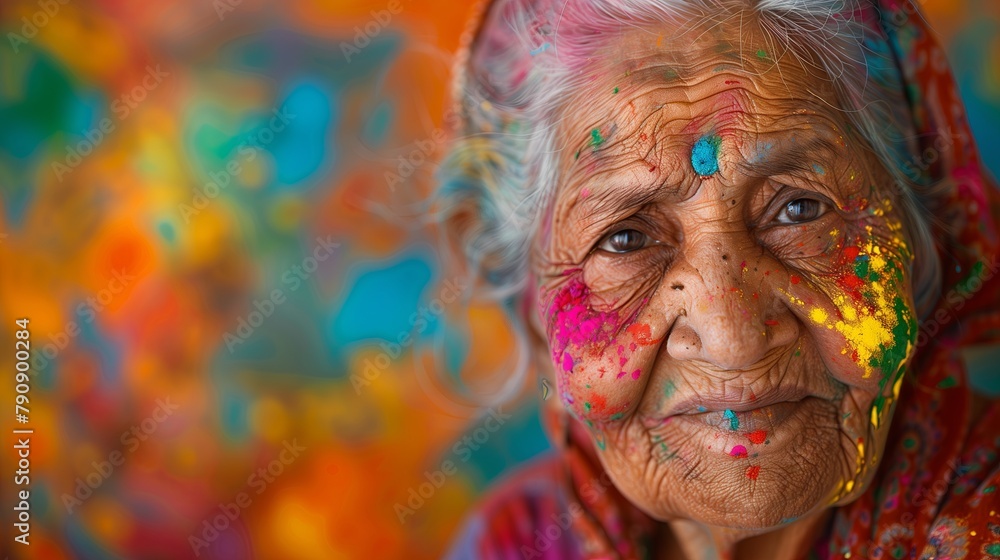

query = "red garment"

[{"left": 448, "top": 0, "right": 1000, "bottom": 558}]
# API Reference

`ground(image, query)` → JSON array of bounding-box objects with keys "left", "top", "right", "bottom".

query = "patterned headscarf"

[{"left": 451, "top": 0, "right": 1000, "bottom": 558}]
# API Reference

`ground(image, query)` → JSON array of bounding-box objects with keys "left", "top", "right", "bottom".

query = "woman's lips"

[
  {"left": 679, "top": 399, "right": 812, "bottom": 432},
  {"left": 660, "top": 387, "right": 819, "bottom": 432},
  {"left": 671, "top": 386, "right": 814, "bottom": 415}
]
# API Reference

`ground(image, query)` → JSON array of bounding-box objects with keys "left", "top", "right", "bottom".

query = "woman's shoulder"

[{"left": 445, "top": 452, "right": 583, "bottom": 560}]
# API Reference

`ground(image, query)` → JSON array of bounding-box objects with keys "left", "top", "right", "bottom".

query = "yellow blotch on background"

[{"left": 251, "top": 396, "right": 290, "bottom": 443}]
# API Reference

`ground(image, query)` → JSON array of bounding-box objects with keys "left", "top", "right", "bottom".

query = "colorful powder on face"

[
  {"left": 630, "top": 369, "right": 641, "bottom": 380},
  {"left": 625, "top": 323, "right": 660, "bottom": 345},
  {"left": 562, "top": 352, "right": 574, "bottom": 373},
  {"left": 613, "top": 86, "right": 619, "bottom": 94},
  {"left": 590, "top": 128, "right": 605, "bottom": 147},
  {"left": 691, "top": 134, "right": 722, "bottom": 176},
  {"left": 746, "top": 465, "right": 761, "bottom": 480},
  {"left": 809, "top": 308, "right": 829, "bottom": 324},
  {"left": 664, "top": 380, "right": 676, "bottom": 398},
  {"left": 832, "top": 241, "right": 915, "bottom": 379},
  {"left": 730, "top": 445, "right": 748, "bottom": 458},
  {"left": 723, "top": 409, "right": 739, "bottom": 430},
  {"left": 546, "top": 278, "right": 622, "bottom": 382},
  {"left": 756, "top": 49, "right": 768, "bottom": 59},
  {"left": 793, "top": 233, "right": 916, "bottom": 383},
  {"left": 747, "top": 430, "right": 767, "bottom": 444}
]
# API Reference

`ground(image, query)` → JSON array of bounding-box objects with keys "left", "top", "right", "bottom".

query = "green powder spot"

[
  {"left": 609, "top": 412, "right": 624, "bottom": 421},
  {"left": 723, "top": 409, "right": 739, "bottom": 430},
  {"left": 986, "top": 543, "right": 1000, "bottom": 557},
  {"left": 664, "top": 380, "right": 676, "bottom": 398},
  {"left": 574, "top": 149, "right": 580, "bottom": 160},
  {"left": 756, "top": 49, "right": 768, "bottom": 59},
  {"left": 596, "top": 438, "right": 606, "bottom": 450},
  {"left": 613, "top": 86, "right": 619, "bottom": 94},
  {"left": 584, "top": 402, "right": 592, "bottom": 412},
  {"left": 983, "top": 485, "right": 996, "bottom": 494},
  {"left": 590, "top": 128, "right": 604, "bottom": 147},
  {"left": 854, "top": 256, "right": 870, "bottom": 280},
  {"left": 664, "top": 69, "right": 678, "bottom": 80}
]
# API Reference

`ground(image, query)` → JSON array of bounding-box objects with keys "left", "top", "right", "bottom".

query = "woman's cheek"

[
  {"left": 783, "top": 224, "right": 918, "bottom": 417},
  {"left": 541, "top": 274, "right": 659, "bottom": 424}
]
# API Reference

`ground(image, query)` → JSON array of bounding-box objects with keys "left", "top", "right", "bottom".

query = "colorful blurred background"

[{"left": 0, "top": 1, "right": 997, "bottom": 558}]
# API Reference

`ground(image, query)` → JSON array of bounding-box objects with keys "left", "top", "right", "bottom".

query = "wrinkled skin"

[{"left": 528, "top": 21, "right": 918, "bottom": 560}]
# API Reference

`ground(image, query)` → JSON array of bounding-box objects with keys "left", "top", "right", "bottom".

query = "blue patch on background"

[
  {"left": 330, "top": 254, "right": 436, "bottom": 352},
  {"left": 270, "top": 82, "right": 335, "bottom": 187}
]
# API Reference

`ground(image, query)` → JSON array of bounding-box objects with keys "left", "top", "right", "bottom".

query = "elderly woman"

[{"left": 438, "top": 0, "right": 1000, "bottom": 558}]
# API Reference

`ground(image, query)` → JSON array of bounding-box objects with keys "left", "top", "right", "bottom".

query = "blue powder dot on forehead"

[{"left": 691, "top": 134, "right": 722, "bottom": 176}]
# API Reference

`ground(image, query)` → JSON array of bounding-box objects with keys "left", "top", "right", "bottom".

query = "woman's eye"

[
  {"left": 775, "top": 198, "right": 828, "bottom": 224},
  {"left": 599, "top": 229, "right": 649, "bottom": 253}
]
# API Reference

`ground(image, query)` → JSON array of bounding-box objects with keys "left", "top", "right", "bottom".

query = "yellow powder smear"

[
  {"left": 810, "top": 308, "right": 829, "bottom": 324},
  {"left": 809, "top": 238, "right": 905, "bottom": 379}
]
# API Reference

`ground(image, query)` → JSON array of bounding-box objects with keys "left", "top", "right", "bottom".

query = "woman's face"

[{"left": 533, "top": 26, "right": 918, "bottom": 530}]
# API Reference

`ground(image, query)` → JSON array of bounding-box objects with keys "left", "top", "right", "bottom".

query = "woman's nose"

[{"left": 661, "top": 246, "right": 798, "bottom": 370}]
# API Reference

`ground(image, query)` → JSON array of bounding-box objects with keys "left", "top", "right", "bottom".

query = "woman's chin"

[{"left": 604, "top": 397, "right": 854, "bottom": 530}]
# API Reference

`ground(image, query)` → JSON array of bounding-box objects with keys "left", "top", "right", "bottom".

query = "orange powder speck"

[
  {"left": 746, "top": 465, "right": 761, "bottom": 480},
  {"left": 626, "top": 323, "right": 661, "bottom": 345},
  {"left": 790, "top": 275, "right": 801, "bottom": 284}
]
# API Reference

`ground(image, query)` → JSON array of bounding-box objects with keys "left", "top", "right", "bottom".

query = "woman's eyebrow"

[
  {"left": 741, "top": 135, "right": 842, "bottom": 178},
  {"left": 572, "top": 172, "right": 685, "bottom": 225}
]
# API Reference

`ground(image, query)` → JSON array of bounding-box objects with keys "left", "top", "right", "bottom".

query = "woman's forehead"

[{"left": 555, "top": 27, "right": 843, "bottom": 157}]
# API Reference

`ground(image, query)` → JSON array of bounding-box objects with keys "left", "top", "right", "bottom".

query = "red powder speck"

[
  {"left": 763, "top": 320, "right": 779, "bottom": 326},
  {"left": 730, "top": 445, "right": 748, "bottom": 458},
  {"left": 588, "top": 393, "right": 609, "bottom": 413},
  {"left": 631, "top": 369, "right": 641, "bottom": 380},
  {"left": 747, "top": 430, "right": 767, "bottom": 444},
  {"left": 746, "top": 465, "right": 761, "bottom": 480},
  {"left": 790, "top": 275, "right": 801, "bottom": 284},
  {"left": 639, "top": 133, "right": 648, "bottom": 141},
  {"left": 626, "top": 323, "right": 660, "bottom": 345}
]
